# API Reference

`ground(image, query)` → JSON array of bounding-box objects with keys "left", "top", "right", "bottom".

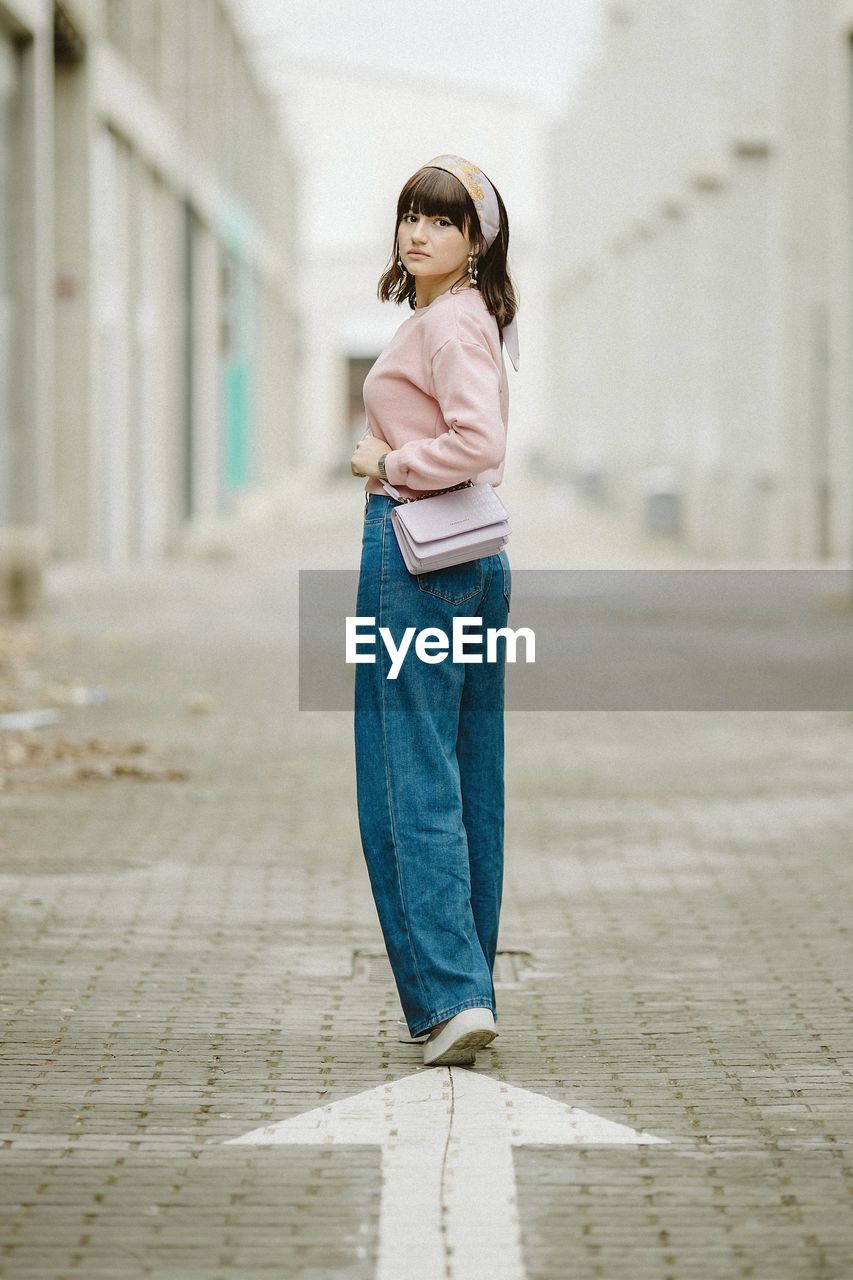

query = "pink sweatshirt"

[{"left": 361, "top": 284, "right": 509, "bottom": 500}]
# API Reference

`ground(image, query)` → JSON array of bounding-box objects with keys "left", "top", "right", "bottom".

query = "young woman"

[{"left": 350, "top": 154, "right": 518, "bottom": 1067}]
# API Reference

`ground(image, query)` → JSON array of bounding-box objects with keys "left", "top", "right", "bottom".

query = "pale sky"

[{"left": 228, "top": 0, "right": 603, "bottom": 117}]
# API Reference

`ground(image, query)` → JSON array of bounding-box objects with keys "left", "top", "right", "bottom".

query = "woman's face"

[{"left": 398, "top": 207, "right": 474, "bottom": 284}]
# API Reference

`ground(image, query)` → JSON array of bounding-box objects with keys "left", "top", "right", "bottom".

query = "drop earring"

[{"left": 467, "top": 252, "right": 479, "bottom": 285}]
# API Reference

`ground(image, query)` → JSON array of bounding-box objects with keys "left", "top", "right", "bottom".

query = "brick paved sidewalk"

[{"left": 1, "top": 474, "right": 851, "bottom": 1278}]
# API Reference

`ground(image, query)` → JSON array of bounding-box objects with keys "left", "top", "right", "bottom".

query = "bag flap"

[
  {"left": 393, "top": 483, "right": 509, "bottom": 542},
  {"left": 394, "top": 514, "right": 510, "bottom": 559}
]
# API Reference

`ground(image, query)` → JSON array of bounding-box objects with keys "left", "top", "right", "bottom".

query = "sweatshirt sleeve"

[{"left": 383, "top": 336, "right": 505, "bottom": 490}]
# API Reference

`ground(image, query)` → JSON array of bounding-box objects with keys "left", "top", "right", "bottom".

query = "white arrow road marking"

[{"left": 225, "top": 1069, "right": 669, "bottom": 1280}]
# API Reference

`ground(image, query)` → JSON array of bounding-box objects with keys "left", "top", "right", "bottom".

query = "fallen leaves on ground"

[
  {"left": 1, "top": 624, "right": 189, "bottom": 790},
  {"left": 0, "top": 731, "right": 189, "bottom": 787}
]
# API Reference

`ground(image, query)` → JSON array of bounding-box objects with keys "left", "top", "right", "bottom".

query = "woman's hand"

[{"left": 351, "top": 435, "right": 389, "bottom": 479}]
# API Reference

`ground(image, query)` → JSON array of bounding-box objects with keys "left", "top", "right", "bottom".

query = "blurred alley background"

[{"left": 1, "top": 0, "right": 852, "bottom": 592}]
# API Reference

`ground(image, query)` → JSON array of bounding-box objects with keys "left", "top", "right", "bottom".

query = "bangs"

[
  {"left": 380, "top": 158, "right": 514, "bottom": 326},
  {"left": 397, "top": 167, "right": 476, "bottom": 238}
]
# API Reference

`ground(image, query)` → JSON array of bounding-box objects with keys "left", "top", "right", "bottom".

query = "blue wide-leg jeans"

[{"left": 353, "top": 492, "right": 512, "bottom": 1039}]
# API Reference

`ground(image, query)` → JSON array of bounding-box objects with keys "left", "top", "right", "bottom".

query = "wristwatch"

[{"left": 378, "top": 452, "right": 388, "bottom": 481}]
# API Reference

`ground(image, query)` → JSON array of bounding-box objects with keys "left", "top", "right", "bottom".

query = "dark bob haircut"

[{"left": 377, "top": 164, "right": 518, "bottom": 333}]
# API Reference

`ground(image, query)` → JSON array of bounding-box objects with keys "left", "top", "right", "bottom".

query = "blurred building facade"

[
  {"left": 1, "top": 0, "right": 298, "bottom": 565},
  {"left": 550, "top": 0, "right": 852, "bottom": 562}
]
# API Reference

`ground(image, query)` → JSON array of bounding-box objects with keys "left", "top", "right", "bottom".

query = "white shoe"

[
  {"left": 397, "top": 1018, "right": 428, "bottom": 1044},
  {"left": 422, "top": 1007, "right": 498, "bottom": 1067}
]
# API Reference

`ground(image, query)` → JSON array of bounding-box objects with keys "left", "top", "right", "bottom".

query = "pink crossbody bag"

[{"left": 379, "top": 478, "right": 510, "bottom": 575}]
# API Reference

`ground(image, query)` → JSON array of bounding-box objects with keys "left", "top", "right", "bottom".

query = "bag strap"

[{"left": 379, "top": 478, "right": 474, "bottom": 504}]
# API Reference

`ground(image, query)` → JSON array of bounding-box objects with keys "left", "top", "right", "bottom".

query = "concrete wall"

[
  {"left": 2, "top": 0, "right": 299, "bottom": 565},
  {"left": 54, "top": 0, "right": 299, "bottom": 562},
  {"left": 550, "top": 0, "right": 852, "bottom": 563},
  {"left": 0, "top": 0, "right": 53, "bottom": 539}
]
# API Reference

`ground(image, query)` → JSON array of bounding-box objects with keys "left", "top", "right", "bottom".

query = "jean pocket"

[
  {"left": 499, "top": 548, "right": 511, "bottom": 613},
  {"left": 416, "top": 558, "right": 485, "bottom": 605}
]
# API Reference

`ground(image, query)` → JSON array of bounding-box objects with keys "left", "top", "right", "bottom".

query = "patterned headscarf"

[{"left": 416, "top": 153, "right": 520, "bottom": 372}]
